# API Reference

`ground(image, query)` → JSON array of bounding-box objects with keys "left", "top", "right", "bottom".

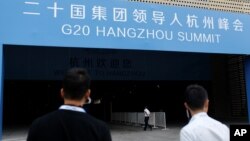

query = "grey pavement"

[
  {"left": 110, "top": 124, "right": 180, "bottom": 141},
  {"left": 2, "top": 126, "right": 28, "bottom": 141},
  {"left": 2, "top": 124, "right": 181, "bottom": 141}
]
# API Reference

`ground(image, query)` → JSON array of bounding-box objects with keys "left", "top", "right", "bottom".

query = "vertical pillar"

[
  {"left": 244, "top": 56, "right": 250, "bottom": 123},
  {"left": 0, "top": 44, "right": 4, "bottom": 139}
]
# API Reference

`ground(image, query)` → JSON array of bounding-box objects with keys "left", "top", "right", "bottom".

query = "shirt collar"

[
  {"left": 190, "top": 112, "right": 207, "bottom": 122},
  {"left": 59, "top": 105, "right": 86, "bottom": 113}
]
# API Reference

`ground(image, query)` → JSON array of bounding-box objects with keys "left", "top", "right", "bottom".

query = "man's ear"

[
  {"left": 85, "top": 89, "right": 91, "bottom": 99},
  {"left": 184, "top": 102, "right": 189, "bottom": 110},
  {"left": 83, "top": 89, "right": 91, "bottom": 104},
  {"left": 60, "top": 88, "right": 64, "bottom": 99},
  {"left": 204, "top": 99, "right": 209, "bottom": 112}
]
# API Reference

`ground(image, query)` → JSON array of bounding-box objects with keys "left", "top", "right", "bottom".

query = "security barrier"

[{"left": 111, "top": 112, "right": 167, "bottom": 129}]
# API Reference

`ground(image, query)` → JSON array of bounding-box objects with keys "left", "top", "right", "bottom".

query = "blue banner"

[
  {"left": 0, "top": 44, "right": 3, "bottom": 139},
  {"left": 0, "top": 0, "right": 250, "bottom": 54}
]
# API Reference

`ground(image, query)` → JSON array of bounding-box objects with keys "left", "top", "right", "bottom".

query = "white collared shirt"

[
  {"left": 180, "top": 112, "right": 229, "bottom": 141},
  {"left": 59, "top": 105, "right": 86, "bottom": 113},
  {"left": 144, "top": 108, "right": 150, "bottom": 117}
]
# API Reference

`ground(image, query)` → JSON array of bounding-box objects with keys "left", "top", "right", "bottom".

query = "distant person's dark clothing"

[
  {"left": 27, "top": 107, "right": 112, "bottom": 141},
  {"left": 144, "top": 116, "right": 150, "bottom": 131}
]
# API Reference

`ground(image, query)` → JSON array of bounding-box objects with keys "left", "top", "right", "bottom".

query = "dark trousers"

[{"left": 144, "top": 117, "right": 152, "bottom": 130}]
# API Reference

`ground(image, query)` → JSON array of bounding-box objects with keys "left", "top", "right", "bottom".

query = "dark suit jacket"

[{"left": 27, "top": 110, "right": 112, "bottom": 141}]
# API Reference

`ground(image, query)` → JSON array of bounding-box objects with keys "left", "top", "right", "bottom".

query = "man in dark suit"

[{"left": 27, "top": 68, "right": 112, "bottom": 141}]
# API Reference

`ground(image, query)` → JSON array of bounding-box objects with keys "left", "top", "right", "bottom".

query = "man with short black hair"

[
  {"left": 27, "top": 68, "right": 112, "bottom": 141},
  {"left": 180, "top": 84, "right": 229, "bottom": 141}
]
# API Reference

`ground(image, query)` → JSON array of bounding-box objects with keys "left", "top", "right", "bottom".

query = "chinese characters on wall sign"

[
  {"left": 23, "top": 1, "right": 243, "bottom": 31},
  {"left": 22, "top": 0, "right": 244, "bottom": 44}
]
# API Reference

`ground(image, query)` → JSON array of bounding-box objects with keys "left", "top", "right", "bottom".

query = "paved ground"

[
  {"left": 2, "top": 126, "right": 28, "bottom": 141},
  {"left": 2, "top": 124, "right": 181, "bottom": 141},
  {"left": 111, "top": 124, "right": 180, "bottom": 141}
]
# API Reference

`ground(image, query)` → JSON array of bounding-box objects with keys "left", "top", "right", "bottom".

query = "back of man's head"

[
  {"left": 63, "top": 68, "right": 91, "bottom": 100},
  {"left": 185, "top": 84, "right": 208, "bottom": 111}
]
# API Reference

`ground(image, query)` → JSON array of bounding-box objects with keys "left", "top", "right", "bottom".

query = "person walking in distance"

[
  {"left": 180, "top": 84, "right": 229, "bottom": 141},
  {"left": 27, "top": 68, "right": 112, "bottom": 141},
  {"left": 144, "top": 106, "right": 152, "bottom": 131}
]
